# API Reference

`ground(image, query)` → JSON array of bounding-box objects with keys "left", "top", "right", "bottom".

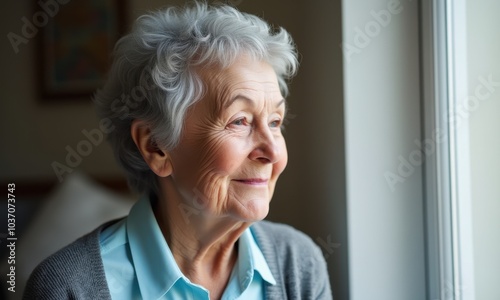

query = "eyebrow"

[{"left": 224, "top": 94, "right": 286, "bottom": 109}]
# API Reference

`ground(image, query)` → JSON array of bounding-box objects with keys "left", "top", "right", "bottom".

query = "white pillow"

[{"left": 3, "top": 172, "right": 135, "bottom": 299}]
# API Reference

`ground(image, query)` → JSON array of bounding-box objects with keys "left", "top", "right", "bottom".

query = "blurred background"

[
  {"left": 0, "top": 0, "right": 498, "bottom": 299},
  {"left": 0, "top": 0, "right": 346, "bottom": 298}
]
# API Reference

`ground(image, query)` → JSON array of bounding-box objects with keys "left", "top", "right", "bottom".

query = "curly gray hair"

[{"left": 94, "top": 2, "right": 298, "bottom": 195}]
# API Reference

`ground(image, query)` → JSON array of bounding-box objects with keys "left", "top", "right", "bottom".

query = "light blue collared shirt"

[{"left": 100, "top": 197, "right": 276, "bottom": 299}]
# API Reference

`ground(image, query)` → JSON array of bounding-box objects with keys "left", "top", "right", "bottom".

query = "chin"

[{"left": 231, "top": 198, "right": 270, "bottom": 222}]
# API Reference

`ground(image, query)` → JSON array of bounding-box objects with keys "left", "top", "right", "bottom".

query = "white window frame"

[{"left": 421, "top": 0, "right": 475, "bottom": 299}]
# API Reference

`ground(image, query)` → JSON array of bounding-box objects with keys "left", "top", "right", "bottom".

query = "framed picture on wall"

[{"left": 37, "top": 0, "right": 126, "bottom": 101}]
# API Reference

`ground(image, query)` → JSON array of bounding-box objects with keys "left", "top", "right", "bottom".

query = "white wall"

[
  {"left": 467, "top": 1, "right": 500, "bottom": 299},
  {"left": 342, "top": 0, "right": 426, "bottom": 298}
]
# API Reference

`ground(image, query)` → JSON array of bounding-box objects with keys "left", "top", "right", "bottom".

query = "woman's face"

[{"left": 167, "top": 56, "right": 288, "bottom": 223}]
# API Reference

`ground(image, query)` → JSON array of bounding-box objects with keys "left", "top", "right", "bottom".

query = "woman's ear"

[{"left": 130, "top": 119, "right": 173, "bottom": 177}]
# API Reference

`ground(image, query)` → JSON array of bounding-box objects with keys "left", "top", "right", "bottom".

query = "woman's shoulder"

[
  {"left": 250, "top": 220, "right": 327, "bottom": 268},
  {"left": 251, "top": 221, "right": 333, "bottom": 299},
  {"left": 23, "top": 222, "right": 113, "bottom": 299}
]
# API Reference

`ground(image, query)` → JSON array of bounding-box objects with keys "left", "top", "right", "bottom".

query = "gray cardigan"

[{"left": 23, "top": 220, "right": 332, "bottom": 299}]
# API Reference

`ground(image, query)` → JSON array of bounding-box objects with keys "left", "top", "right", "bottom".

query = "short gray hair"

[{"left": 94, "top": 2, "right": 298, "bottom": 195}]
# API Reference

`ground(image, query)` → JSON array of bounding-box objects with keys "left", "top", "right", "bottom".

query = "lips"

[{"left": 234, "top": 178, "right": 269, "bottom": 185}]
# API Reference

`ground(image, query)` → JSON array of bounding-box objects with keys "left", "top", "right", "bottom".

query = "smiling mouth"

[{"left": 234, "top": 178, "right": 269, "bottom": 185}]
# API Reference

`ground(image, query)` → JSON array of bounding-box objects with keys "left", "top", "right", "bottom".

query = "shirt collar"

[
  {"left": 126, "top": 197, "right": 184, "bottom": 299},
  {"left": 240, "top": 229, "right": 277, "bottom": 286}
]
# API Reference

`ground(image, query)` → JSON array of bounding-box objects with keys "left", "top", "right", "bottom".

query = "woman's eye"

[
  {"left": 269, "top": 119, "right": 282, "bottom": 128},
  {"left": 231, "top": 117, "right": 248, "bottom": 126}
]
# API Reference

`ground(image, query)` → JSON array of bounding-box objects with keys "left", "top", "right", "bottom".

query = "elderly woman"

[{"left": 25, "top": 3, "right": 332, "bottom": 299}]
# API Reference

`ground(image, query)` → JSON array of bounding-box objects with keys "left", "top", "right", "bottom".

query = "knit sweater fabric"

[{"left": 23, "top": 220, "right": 333, "bottom": 299}]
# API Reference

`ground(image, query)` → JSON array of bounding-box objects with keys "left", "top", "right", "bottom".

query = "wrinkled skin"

[{"left": 166, "top": 56, "right": 288, "bottom": 224}]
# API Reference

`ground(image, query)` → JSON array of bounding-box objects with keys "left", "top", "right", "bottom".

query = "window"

[{"left": 422, "top": 0, "right": 500, "bottom": 298}]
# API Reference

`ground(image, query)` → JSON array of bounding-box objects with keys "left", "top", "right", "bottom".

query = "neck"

[{"left": 153, "top": 178, "right": 249, "bottom": 283}]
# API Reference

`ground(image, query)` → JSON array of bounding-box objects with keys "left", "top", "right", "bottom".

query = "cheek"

[
  {"left": 181, "top": 133, "right": 248, "bottom": 201},
  {"left": 192, "top": 136, "right": 250, "bottom": 208},
  {"left": 170, "top": 135, "right": 236, "bottom": 207},
  {"left": 198, "top": 134, "right": 246, "bottom": 175}
]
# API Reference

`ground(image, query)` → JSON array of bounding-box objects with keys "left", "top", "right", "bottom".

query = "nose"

[{"left": 248, "top": 123, "right": 282, "bottom": 164}]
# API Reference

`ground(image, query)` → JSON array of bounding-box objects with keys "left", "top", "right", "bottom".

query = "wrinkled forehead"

[{"left": 196, "top": 58, "right": 284, "bottom": 115}]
